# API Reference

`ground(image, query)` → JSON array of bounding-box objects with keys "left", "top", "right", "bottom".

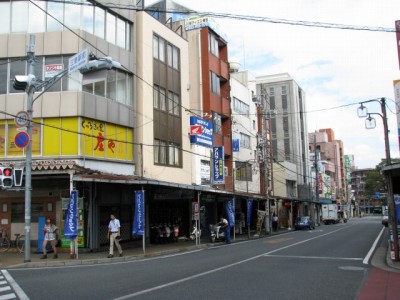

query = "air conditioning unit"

[{"left": 252, "top": 96, "right": 259, "bottom": 103}]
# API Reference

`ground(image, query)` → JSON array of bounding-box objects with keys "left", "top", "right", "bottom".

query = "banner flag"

[
  {"left": 133, "top": 191, "right": 145, "bottom": 236},
  {"left": 247, "top": 199, "right": 253, "bottom": 226},
  {"left": 64, "top": 190, "right": 78, "bottom": 239},
  {"left": 226, "top": 200, "right": 235, "bottom": 227}
]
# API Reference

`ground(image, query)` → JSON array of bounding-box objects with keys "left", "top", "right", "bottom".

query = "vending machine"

[{"left": 60, "top": 197, "right": 85, "bottom": 248}]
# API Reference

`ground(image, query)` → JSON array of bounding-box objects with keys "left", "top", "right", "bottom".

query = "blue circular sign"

[{"left": 14, "top": 132, "right": 30, "bottom": 148}]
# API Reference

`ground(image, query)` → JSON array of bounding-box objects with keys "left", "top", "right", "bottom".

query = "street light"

[{"left": 357, "top": 97, "right": 399, "bottom": 261}]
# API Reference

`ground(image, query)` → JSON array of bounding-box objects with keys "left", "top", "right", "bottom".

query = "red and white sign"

[
  {"left": 190, "top": 125, "right": 203, "bottom": 135},
  {"left": 45, "top": 64, "right": 63, "bottom": 78},
  {"left": 396, "top": 20, "right": 400, "bottom": 70}
]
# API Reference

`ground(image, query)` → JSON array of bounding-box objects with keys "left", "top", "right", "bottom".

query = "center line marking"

[{"left": 264, "top": 254, "right": 363, "bottom": 261}]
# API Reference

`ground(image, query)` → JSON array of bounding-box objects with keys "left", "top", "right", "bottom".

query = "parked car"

[
  {"left": 294, "top": 216, "right": 315, "bottom": 230},
  {"left": 382, "top": 210, "right": 389, "bottom": 227}
]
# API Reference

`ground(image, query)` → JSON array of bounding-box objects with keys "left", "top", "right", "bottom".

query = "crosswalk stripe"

[
  {"left": 1, "top": 270, "right": 29, "bottom": 300},
  {"left": 0, "top": 281, "right": 7, "bottom": 285},
  {"left": 0, "top": 286, "right": 11, "bottom": 292},
  {"left": 0, "top": 293, "right": 16, "bottom": 300}
]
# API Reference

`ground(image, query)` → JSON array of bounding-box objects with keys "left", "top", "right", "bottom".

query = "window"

[
  {"left": 65, "top": 2, "right": 81, "bottom": 30},
  {"left": 0, "top": 60, "right": 7, "bottom": 94},
  {"left": 208, "top": 33, "right": 219, "bottom": 57},
  {"left": 0, "top": 2, "right": 10, "bottom": 34},
  {"left": 210, "top": 72, "right": 220, "bottom": 95},
  {"left": 168, "top": 91, "right": 180, "bottom": 116},
  {"left": 153, "top": 86, "right": 159, "bottom": 109},
  {"left": 282, "top": 86, "right": 287, "bottom": 95},
  {"left": 168, "top": 143, "right": 180, "bottom": 166},
  {"left": 284, "top": 138, "right": 290, "bottom": 160},
  {"left": 240, "top": 133, "right": 251, "bottom": 149},
  {"left": 29, "top": 1, "right": 46, "bottom": 33},
  {"left": 167, "top": 44, "right": 180, "bottom": 69},
  {"left": 269, "top": 96, "right": 275, "bottom": 110},
  {"left": 94, "top": 6, "right": 105, "bottom": 38},
  {"left": 213, "top": 113, "right": 221, "bottom": 134},
  {"left": 47, "top": 1, "right": 64, "bottom": 32},
  {"left": 233, "top": 97, "right": 249, "bottom": 117},
  {"left": 153, "top": 35, "right": 165, "bottom": 62},
  {"left": 44, "top": 56, "right": 62, "bottom": 92},
  {"left": 269, "top": 87, "right": 274, "bottom": 96},
  {"left": 106, "top": 12, "right": 116, "bottom": 44},
  {"left": 282, "top": 95, "right": 288, "bottom": 110},
  {"left": 159, "top": 87, "right": 166, "bottom": 111},
  {"left": 83, "top": 5, "right": 94, "bottom": 34},
  {"left": 11, "top": 1, "right": 28, "bottom": 33},
  {"left": 116, "top": 18, "right": 126, "bottom": 48},
  {"left": 12, "top": 203, "right": 43, "bottom": 222},
  {"left": 236, "top": 162, "right": 252, "bottom": 181},
  {"left": 9, "top": 60, "right": 26, "bottom": 94}
]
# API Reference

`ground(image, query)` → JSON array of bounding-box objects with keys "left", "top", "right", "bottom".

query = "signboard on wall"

[
  {"left": 394, "top": 80, "right": 400, "bottom": 152},
  {"left": 190, "top": 116, "right": 213, "bottom": 147},
  {"left": 212, "top": 146, "right": 224, "bottom": 185},
  {"left": 45, "top": 64, "right": 63, "bottom": 78}
]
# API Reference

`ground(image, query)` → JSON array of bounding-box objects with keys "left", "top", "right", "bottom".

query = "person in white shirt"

[{"left": 107, "top": 214, "right": 123, "bottom": 258}]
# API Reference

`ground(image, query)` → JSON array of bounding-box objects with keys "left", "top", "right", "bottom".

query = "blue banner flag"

[
  {"left": 226, "top": 200, "right": 235, "bottom": 228},
  {"left": 64, "top": 190, "right": 78, "bottom": 239},
  {"left": 247, "top": 199, "right": 253, "bottom": 226},
  {"left": 133, "top": 191, "right": 145, "bottom": 236}
]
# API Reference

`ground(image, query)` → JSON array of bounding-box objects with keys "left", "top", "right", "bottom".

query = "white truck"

[{"left": 321, "top": 204, "right": 339, "bottom": 225}]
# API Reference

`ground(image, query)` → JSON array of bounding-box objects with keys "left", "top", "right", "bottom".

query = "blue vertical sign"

[
  {"left": 247, "top": 199, "right": 253, "bottom": 226},
  {"left": 232, "top": 139, "right": 240, "bottom": 152},
  {"left": 226, "top": 200, "right": 235, "bottom": 228},
  {"left": 132, "top": 191, "right": 145, "bottom": 236},
  {"left": 212, "top": 146, "right": 225, "bottom": 185},
  {"left": 64, "top": 190, "right": 78, "bottom": 239}
]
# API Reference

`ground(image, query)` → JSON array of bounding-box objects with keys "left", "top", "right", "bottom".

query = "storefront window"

[{"left": 12, "top": 203, "right": 44, "bottom": 222}]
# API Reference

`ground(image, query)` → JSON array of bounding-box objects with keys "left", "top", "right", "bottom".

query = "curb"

[{"left": 386, "top": 243, "right": 400, "bottom": 271}]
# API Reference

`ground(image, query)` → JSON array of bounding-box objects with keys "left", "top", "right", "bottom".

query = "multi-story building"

[
  {"left": 256, "top": 73, "right": 311, "bottom": 226},
  {"left": 351, "top": 168, "right": 373, "bottom": 215},
  {"left": 309, "top": 129, "right": 347, "bottom": 206},
  {"left": 0, "top": 0, "right": 136, "bottom": 249}
]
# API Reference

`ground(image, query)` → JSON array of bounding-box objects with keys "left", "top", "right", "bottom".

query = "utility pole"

[
  {"left": 24, "top": 35, "right": 35, "bottom": 262},
  {"left": 314, "top": 133, "right": 319, "bottom": 203}
]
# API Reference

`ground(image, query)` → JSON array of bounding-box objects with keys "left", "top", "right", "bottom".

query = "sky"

[{"left": 147, "top": 0, "right": 400, "bottom": 169}]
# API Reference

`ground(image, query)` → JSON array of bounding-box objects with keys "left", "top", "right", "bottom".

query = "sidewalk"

[{"left": 0, "top": 230, "right": 286, "bottom": 269}]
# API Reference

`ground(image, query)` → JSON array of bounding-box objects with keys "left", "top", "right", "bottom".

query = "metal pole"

[
  {"left": 142, "top": 187, "right": 145, "bottom": 255},
  {"left": 24, "top": 35, "right": 35, "bottom": 263},
  {"left": 381, "top": 98, "right": 399, "bottom": 261}
]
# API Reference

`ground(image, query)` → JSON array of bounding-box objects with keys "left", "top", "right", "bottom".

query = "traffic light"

[
  {"left": 0, "top": 167, "right": 14, "bottom": 188},
  {"left": 79, "top": 57, "right": 121, "bottom": 74},
  {"left": 12, "top": 74, "right": 36, "bottom": 91}
]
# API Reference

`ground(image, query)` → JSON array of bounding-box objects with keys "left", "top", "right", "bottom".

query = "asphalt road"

[{"left": 5, "top": 216, "right": 383, "bottom": 300}]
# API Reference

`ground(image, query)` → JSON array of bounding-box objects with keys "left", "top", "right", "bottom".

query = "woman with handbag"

[{"left": 41, "top": 217, "right": 59, "bottom": 259}]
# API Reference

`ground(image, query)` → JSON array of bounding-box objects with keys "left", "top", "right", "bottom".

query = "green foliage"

[{"left": 364, "top": 158, "right": 400, "bottom": 198}]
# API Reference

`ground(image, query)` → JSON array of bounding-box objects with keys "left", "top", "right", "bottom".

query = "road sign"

[
  {"left": 68, "top": 48, "right": 89, "bottom": 74},
  {"left": 14, "top": 132, "right": 29, "bottom": 148},
  {"left": 14, "top": 111, "right": 30, "bottom": 128}
]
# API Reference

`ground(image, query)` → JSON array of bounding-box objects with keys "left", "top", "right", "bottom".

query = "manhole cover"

[{"left": 339, "top": 266, "right": 366, "bottom": 271}]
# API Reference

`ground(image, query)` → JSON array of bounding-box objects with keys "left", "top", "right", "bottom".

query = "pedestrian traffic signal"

[{"left": 0, "top": 167, "right": 14, "bottom": 188}]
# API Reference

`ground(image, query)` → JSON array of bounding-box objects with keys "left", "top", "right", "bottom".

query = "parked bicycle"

[{"left": 0, "top": 227, "right": 25, "bottom": 253}]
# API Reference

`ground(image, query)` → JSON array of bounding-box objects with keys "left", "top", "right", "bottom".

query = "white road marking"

[
  {"left": 363, "top": 226, "right": 385, "bottom": 265},
  {"left": 0, "top": 287, "right": 11, "bottom": 293},
  {"left": 0, "top": 293, "right": 16, "bottom": 300},
  {"left": 112, "top": 226, "right": 349, "bottom": 300},
  {"left": 265, "top": 254, "right": 363, "bottom": 261},
  {"left": 0, "top": 281, "right": 7, "bottom": 285},
  {"left": 1, "top": 270, "right": 29, "bottom": 300}
]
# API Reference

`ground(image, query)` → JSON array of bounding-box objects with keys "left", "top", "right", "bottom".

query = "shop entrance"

[{"left": 99, "top": 205, "right": 132, "bottom": 245}]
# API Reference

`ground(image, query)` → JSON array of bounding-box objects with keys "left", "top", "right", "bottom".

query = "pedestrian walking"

[
  {"left": 272, "top": 213, "right": 279, "bottom": 231},
  {"left": 107, "top": 213, "right": 123, "bottom": 258},
  {"left": 41, "top": 217, "right": 58, "bottom": 259}
]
